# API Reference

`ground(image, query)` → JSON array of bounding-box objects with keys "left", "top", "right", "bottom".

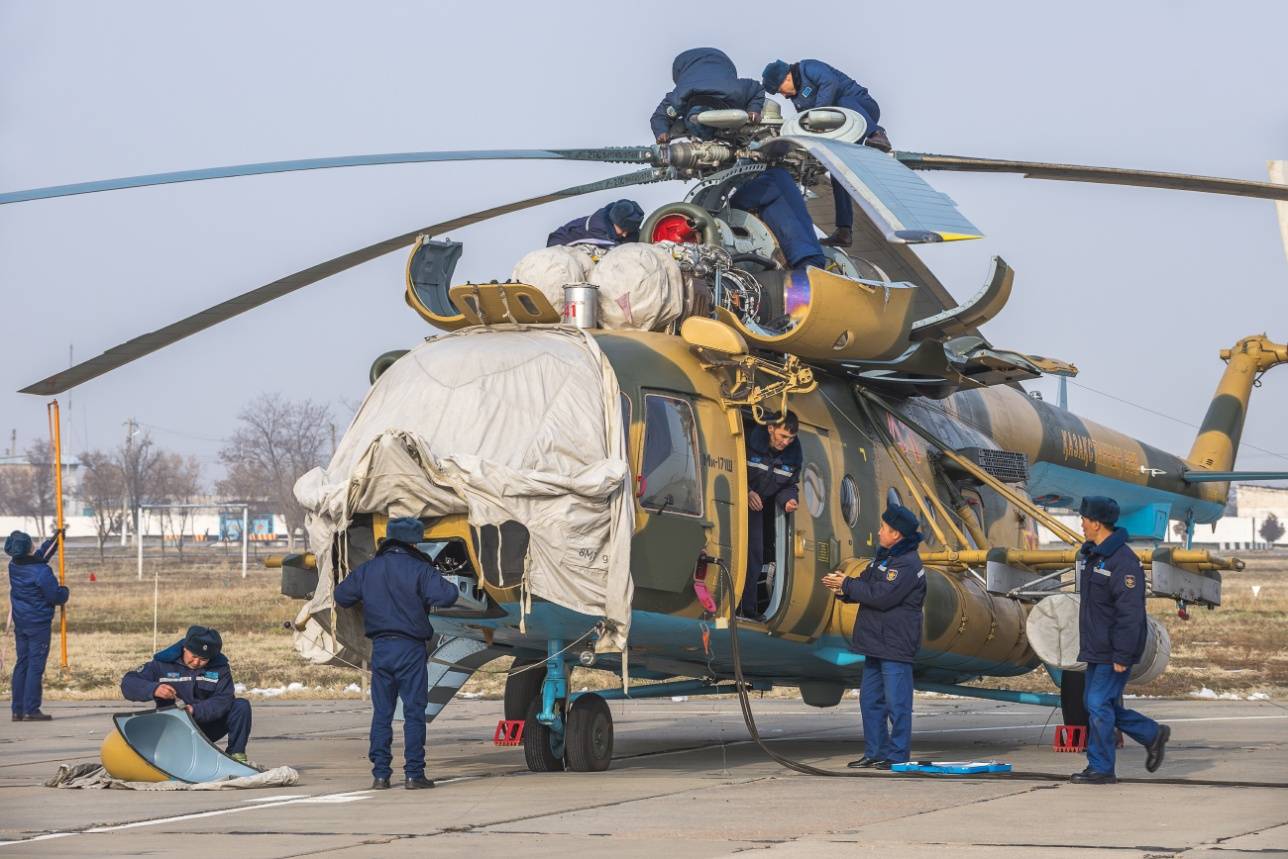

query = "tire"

[
  {"left": 565, "top": 693, "right": 614, "bottom": 772},
  {"left": 504, "top": 658, "right": 546, "bottom": 722},
  {"left": 523, "top": 696, "right": 565, "bottom": 772},
  {"left": 1060, "top": 669, "right": 1089, "bottom": 727}
]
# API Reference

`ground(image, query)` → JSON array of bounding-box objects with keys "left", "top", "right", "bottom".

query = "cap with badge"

[
  {"left": 881, "top": 504, "right": 919, "bottom": 538},
  {"left": 183, "top": 625, "right": 222, "bottom": 660},
  {"left": 1078, "top": 496, "right": 1120, "bottom": 527}
]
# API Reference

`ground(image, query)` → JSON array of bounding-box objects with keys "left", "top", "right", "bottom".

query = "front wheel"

[
  {"left": 565, "top": 693, "right": 614, "bottom": 772},
  {"left": 1060, "top": 669, "right": 1088, "bottom": 727},
  {"left": 522, "top": 696, "right": 565, "bottom": 772}
]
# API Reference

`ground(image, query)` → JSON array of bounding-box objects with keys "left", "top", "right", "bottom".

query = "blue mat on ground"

[{"left": 891, "top": 760, "right": 1012, "bottom": 774}]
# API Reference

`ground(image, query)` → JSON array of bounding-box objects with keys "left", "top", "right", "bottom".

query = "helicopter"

[{"left": 8, "top": 98, "right": 1288, "bottom": 774}]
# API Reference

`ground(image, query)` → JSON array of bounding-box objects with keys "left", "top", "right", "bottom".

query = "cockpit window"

[{"left": 639, "top": 394, "right": 702, "bottom": 516}]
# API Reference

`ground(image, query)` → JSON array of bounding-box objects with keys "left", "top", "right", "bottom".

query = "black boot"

[
  {"left": 11, "top": 713, "right": 23, "bottom": 722},
  {"left": 846, "top": 756, "right": 880, "bottom": 769},
  {"left": 24, "top": 710, "right": 52, "bottom": 722},
  {"left": 405, "top": 776, "right": 435, "bottom": 790},
  {"left": 820, "top": 227, "right": 852, "bottom": 248},
  {"left": 1146, "top": 724, "right": 1170, "bottom": 773},
  {"left": 865, "top": 129, "right": 893, "bottom": 153},
  {"left": 1070, "top": 770, "right": 1117, "bottom": 784},
  {"left": 371, "top": 777, "right": 391, "bottom": 790}
]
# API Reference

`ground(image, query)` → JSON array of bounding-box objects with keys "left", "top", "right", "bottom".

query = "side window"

[
  {"left": 840, "top": 475, "right": 860, "bottom": 528},
  {"left": 640, "top": 395, "right": 702, "bottom": 516}
]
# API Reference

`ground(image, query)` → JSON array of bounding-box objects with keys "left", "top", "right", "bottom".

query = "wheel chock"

[
  {"left": 1052, "top": 725, "right": 1125, "bottom": 752},
  {"left": 493, "top": 719, "right": 525, "bottom": 746}
]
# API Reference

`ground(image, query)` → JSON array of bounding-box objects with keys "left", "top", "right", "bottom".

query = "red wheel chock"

[
  {"left": 493, "top": 719, "right": 524, "bottom": 746},
  {"left": 1052, "top": 725, "right": 1124, "bottom": 752}
]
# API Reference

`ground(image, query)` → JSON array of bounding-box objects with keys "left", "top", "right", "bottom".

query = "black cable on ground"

[{"left": 712, "top": 558, "right": 1288, "bottom": 790}]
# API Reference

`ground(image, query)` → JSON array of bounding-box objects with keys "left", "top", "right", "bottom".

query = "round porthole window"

[
  {"left": 802, "top": 464, "right": 825, "bottom": 518},
  {"left": 840, "top": 475, "right": 860, "bottom": 528}
]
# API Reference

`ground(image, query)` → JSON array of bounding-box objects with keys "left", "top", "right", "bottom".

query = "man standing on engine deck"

[{"left": 1071, "top": 496, "right": 1170, "bottom": 785}]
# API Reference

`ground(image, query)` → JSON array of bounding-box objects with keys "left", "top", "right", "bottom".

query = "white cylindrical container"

[{"left": 562, "top": 283, "right": 600, "bottom": 329}]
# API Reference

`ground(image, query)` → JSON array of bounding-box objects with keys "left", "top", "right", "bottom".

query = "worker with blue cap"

[
  {"left": 821, "top": 503, "right": 925, "bottom": 770},
  {"left": 1071, "top": 496, "right": 1170, "bottom": 784},
  {"left": 334, "top": 516, "right": 460, "bottom": 790},
  {"left": 762, "top": 58, "right": 892, "bottom": 249},
  {"left": 121, "top": 625, "right": 254, "bottom": 764},
  {"left": 6, "top": 529, "right": 68, "bottom": 722},
  {"left": 547, "top": 200, "right": 645, "bottom": 248}
]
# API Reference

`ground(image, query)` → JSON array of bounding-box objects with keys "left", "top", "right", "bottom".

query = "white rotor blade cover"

[{"left": 294, "top": 327, "right": 634, "bottom": 656}]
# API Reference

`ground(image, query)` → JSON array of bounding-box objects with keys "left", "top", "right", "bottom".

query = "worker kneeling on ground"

[
  {"left": 121, "top": 625, "right": 254, "bottom": 765},
  {"left": 334, "top": 516, "right": 459, "bottom": 791},
  {"left": 821, "top": 504, "right": 925, "bottom": 771},
  {"left": 1071, "top": 495, "right": 1170, "bottom": 785}
]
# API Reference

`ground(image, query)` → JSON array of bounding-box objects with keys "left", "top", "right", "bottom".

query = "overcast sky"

[{"left": 2, "top": 0, "right": 1287, "bottom": 482}]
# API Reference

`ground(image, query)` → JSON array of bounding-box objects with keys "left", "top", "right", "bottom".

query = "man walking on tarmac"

[
  {"left": 334, "top": 516, "right": 459, "bottom": 790},
  {"left": 6, "top": 529, "right": 68, "bottom": 722},
  {"left": 1072, "top": 496, "right": 1171, "bottom": 784}
]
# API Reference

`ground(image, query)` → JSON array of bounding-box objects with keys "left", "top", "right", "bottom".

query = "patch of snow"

[
  {"left": 670, "top": 696, "right": 690, "bottom": 702},
  {"left": 249, "top": 686, "right": 287, "bottom": 697},
  {"left": 1191, "top": 687, "right": 1241, "bottom": 700},
  {"left": 344, "top": 683, "right": 362, "bottom": 694},
  {"left": 286, "top": 682, "right": 306, "bottom": 692},
  {"left": 459, "top": 692, "right": 483, "bottom": 699},
  {"left": 234, "top": 683, "right": 247, "bottom": 694},
  {"left": 1247, "top": 692, "right": 1271, "bottom": 701}
]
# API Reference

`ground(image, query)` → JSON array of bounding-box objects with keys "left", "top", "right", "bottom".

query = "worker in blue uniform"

[
  {"left": 121, "top": 625, "right": 254, "bottom": 763},
  {"left": 6, "top": 529, "right": 68, "bottom": 722},
  {"left": 547, "top": 200, "right": 644, "bottom": 248},
  {"left": 1071, "top": 496, "right": 1171, "bottom": 784},
  {"left": 822, "top": 504, "right": 925, "bottom": 770},
  {"left": 762, "top": 59, "right": 892, "bottom": 249},
  {"left": 334, "top": 516, "right": 459, "bottom": 790},
  {"left": 739, "top": 411, "right": 802, "bottom": 619},
  {"left": 730, "top": 169, "right": 828, "bottom": 270},
  {"left": 650, "top": 47, "right": 765, "bottom": 143}
]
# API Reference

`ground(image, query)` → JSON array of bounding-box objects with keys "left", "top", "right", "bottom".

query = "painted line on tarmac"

[{"left": 0, "top": 789, "right": 374, "bottom": 849}]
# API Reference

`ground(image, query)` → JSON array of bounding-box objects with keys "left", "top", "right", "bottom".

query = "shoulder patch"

[
  {"left": 134, "top": 663, "right": 149, "bottom": 673},
  {"left": 885, "top": 568, "right": 898, "bottom": 582},
  {"left": 801, "top": 85, "right": 814, "bottom": 98},
  {"left": 1124, "top": 574, "right": 1136, "bottom": 589}
]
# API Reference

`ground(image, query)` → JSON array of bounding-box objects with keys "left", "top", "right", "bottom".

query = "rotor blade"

[
  {"left": 0, "top": 147, "right": 656, "bottom": 205},
  {"left": 895, "top": 152, "right": 1288, "bottom": 202},
  {"left": 1270, "top": 161, "right": 1288, "bottom": 267},
  {"left": 19, "top": 167, "right": 663, "bottom": 395}
]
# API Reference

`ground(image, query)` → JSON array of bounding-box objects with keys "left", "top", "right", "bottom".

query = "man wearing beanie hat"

[
  {"left": 822, "top": 504, "right": 925, "bottom": 770},
  {"left": 650, "top": 47, "right": 765, "bottom": 144},
  {"left": 547, "top": 199, "right": 645, "bottom": 248},
  {"left": 6, "top": 529, "right": 68, "bottom": 721},
  {"left": 1071, "top": 496, "right": 1170, "bottom": 785},
  {"left": 335, "top": 516, "right": 459, "bottom": 790},
  {"left": 121, "top": 625, "right": 254, "bottom": 763},
  {"left": 761, "top": 58, "right": 892, "bottom": 248}
]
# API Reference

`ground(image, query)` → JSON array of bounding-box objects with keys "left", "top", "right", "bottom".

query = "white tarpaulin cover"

[
  {"left": 589, "top": 243, "right": 683, "bottom": 331},
  {"left": 293, "top": 326, "right": 634, "bottom": 658},
  {"left": 510, "top": 245, "right": 596, "bottom": 314}
]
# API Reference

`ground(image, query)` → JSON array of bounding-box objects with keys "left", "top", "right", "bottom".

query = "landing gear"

[
  {"left": 565, "top": 693, "right": 614, "bottom": 772},
  {"left": 519, "top": 639, "right": 616, "bottom": 773},
  {"left": 1060, "top": 669, "right": 1088, "bottom": 727},
  {"left": 504, "top": 657, "right": 546, "bottom": 722}
]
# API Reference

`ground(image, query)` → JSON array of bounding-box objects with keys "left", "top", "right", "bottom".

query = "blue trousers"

[
  {"left": 11, "top": 624, "right": 51, "bottom": 715},
  {"left": 740, "top": 505, "right": 767, "bottom": 616},
  {"left": 828, "top": 98, "right": 881, "bottom": 230},
  {"left": 860, "top": 656, "right": 914, "bottom": 762},
  {"left": 1084, "top": 662, "right": 1159, "bottom": 774},
  {"left": 369, "top": 636, "right": 429, "bottom": 780},
  {"left": 732, "top": 167, "right": 826, "bottom": 269},
  {"left": 199, "top": 698, "right": 252, "bottom": 755}
]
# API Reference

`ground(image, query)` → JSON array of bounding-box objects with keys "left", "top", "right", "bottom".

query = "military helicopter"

[{"left": 9, "top": 99, "right": 1288, "bottom": 774}]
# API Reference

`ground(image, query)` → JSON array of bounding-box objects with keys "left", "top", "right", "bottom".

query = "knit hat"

[
  {"left": 608, "top": 200, "right": 645, "bottom": 236},
  {"left": 1079, "top": 496, "right": 1120, "bottom": 527},
  {"left": 881, "top": 504, "right": 919, "bottom": 538},
  {"left": 4, "top": 530, "right": 32, "bottom": 558},
  {"left": 386, "top": 516, "right": 425, "bottom": 545},
  {"left": 761, "top": 59, "right": 790, "bottom": 93},
  {"left": 183, "top": 625, "right": 223, "bottom": 660}
]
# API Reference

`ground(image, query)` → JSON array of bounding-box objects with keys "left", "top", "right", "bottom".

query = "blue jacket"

[
  {"left": 1077, "top": 527, "right": 1148, "bottom": 665},
  {"left": 334, "top": 540, "right": 460, "bottom": 642},
  {"left": 547, "top": 203, "right": 625, "bottom": 248},
  {"left": 746, "top": 426, "right": 802, "bottom": 508},
  {"left": 838, "top": 535, "right": 926, "bottom": 663},
  {"left": 120, "top": 640, "right": 236, "bottom": 723},
  {"left": 8, "top": 537, "right": 67, "bottom": 628},
  {"left": 788, "top": 59, "right": 880, "bottom": 125},
  {"left": 650, "top": 48, "right": 766, "bottom": 138}
]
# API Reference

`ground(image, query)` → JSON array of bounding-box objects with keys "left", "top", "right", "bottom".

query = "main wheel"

[
  {"left": 1060, "top": 669, "right": 1088, "bottom": 727},
  {"left": 522, "top": 696, "right": 565, "bottom": 772},
  {"left": 565, "top": 693, "right": 614, "bottom": 772},
  {"left": 504, "top": 657, "right": 546, "bottom": 722}
]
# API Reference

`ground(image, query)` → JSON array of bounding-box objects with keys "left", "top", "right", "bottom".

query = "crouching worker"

[
  {"left": 121, "top": 625, "right": 253, "bottom": 764},
  {"left": 821, "top": 504, "right": 925, "bottom": 770},
  {"left": 334, "top": 516, "right": 459, "bottom": 790}
]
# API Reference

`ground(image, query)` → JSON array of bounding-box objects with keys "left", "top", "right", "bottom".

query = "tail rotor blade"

[
  {"left": 896, "top": 152, "right": 1288, "bottom": 202},
  {"left": 19, "top": 167, "right": 664, "bottom": 395},
  {"left": 0, "top": 147, "right": 657, "bottom": 205}
]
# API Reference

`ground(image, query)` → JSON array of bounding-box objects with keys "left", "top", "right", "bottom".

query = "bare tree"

[
  {"left": 116, "top": 422, "right": 161, "bottom": 545},
  {"left": 153, "top": 453, "right": 203, "bottom": 558},
  {"left": 79, "top": 451, "right": 126, "bottom": 561},
  {"left": 0, "top": 442, "right": 58, "bottom": 538},
  {"left": 219, "top": 396, "right": 331, "bottom": 550}
]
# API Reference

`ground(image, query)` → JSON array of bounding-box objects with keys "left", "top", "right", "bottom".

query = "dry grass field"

[{"left": 3, "top": 544, "right": 1286, "bottom": 704}]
